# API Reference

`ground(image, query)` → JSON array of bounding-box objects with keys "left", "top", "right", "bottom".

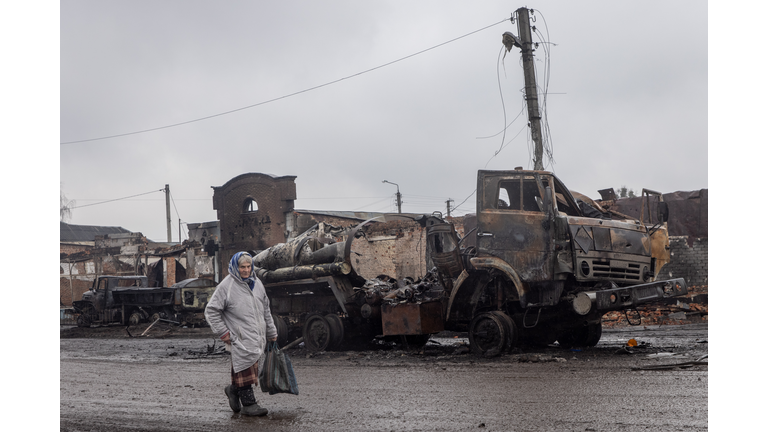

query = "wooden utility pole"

[
  {"left": 165, "top": 184, "right": 172, "bottom": 242},
  {"left": 446, "top": 198, "right": 453, "bottom": 217},
  {"left": 505, "top": 8, "right": 545, "bottom": 170}
]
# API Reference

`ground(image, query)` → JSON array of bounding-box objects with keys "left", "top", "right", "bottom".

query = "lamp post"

[{"left": 382, "top": 180, "right": 402, "bottom": 214}]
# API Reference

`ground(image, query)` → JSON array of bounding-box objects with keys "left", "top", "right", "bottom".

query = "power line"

[
  {"left": 168, "top": 190, "right": 189, "bottom": 242},
  {"left": 69, "top": 189, "right": 164, "bottom": 209},
  {"left": 450, "top": 189, "right": 477, "bottom": 214},
  {"left": 61, "top": 18, "right": 509, "bottom": 146}
]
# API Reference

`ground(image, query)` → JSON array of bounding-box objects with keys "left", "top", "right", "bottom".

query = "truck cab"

[
  {"left": 476, "top": 169, "right": 667, "bottom": 297},
  {"left": 73, "top": 276, "right": 149, "bottom": 326}
]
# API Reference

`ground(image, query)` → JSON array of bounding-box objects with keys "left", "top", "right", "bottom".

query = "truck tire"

[
  {"left": 302, "top": 314, "right": 332, "bottom": 352},
  {"left": 469, "top": 312, "right": 507, "bottom": 357},
  {"left": 272, "top": 314, "right": 289, "bottom": 347},
  {"left": 490, "top": 311, "right": 518, "bottom": 351},
  {"left": 557, "top": 322, "right": 602, "bottom": 348},
  {"left": 324, "top": 314, "right": 345, "bottom": 350},
  {"left": 76, "top": 313, "right": 92, "bottom": 328},
  {"left": 128, "top": 311, "right": 143, "bottom": 326}
]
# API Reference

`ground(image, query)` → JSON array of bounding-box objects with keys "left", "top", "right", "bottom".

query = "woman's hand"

[{"left": 221, "top": 331, "right": 231, "bottom": 344}]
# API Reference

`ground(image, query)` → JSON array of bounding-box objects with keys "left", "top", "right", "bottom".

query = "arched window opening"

[{"left": 243, "top": 198, "right": 259, "bottom": 213}]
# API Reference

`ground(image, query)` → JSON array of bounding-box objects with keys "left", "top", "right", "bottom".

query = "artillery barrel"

[
  {"left": 255, "top": 262, "right": 352, "bottom": 284},
  {"left": 253, "top": 240, "right": 345, "bottom": 270}
]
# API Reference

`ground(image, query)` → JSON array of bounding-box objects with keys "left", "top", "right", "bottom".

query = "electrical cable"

[
  {"left": 484, "top": 122, "right": 527, "bottom": 168},
  {"left": 169, "top": 190, "right": 188, "bottom": 241},
  {"left": 449, "top": 189, "right": 477, "bottom": 214},
  {"left": 494, "top": 46, "right": 509, "bottom": 155},
  {"left": 70, "top": 189, "right": 164, "bottom": 209},
  {"left": 61, "top": 18, "right": 509, "bottom": 146},
  {"left": 351, "top": 196, "right": 392, "bottom": 212},
  {"left": 532, "top": 9, "right": 556, "bottom": 170}
]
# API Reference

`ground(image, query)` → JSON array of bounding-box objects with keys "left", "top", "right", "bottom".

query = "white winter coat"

[{"left": 205, "top": 274, "right": 278, "bottom": 373}]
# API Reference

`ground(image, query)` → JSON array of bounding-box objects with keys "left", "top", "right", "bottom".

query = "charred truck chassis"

[
  {"left": 72, "top": 276, "right": 216, "bottom": 328},
  {"left": 255, "top": 169, "right": 688, "bottom": 356}
]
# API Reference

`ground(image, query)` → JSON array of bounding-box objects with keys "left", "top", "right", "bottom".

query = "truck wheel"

[
  {"left": 272, "top": 314, "right": 289, "bottom": 347},
  {"left": 325, "top": 314, "right": 345, "bottom": 350},
  {"left": 469, "top": 312, "right": 507, "bottom": 357},
  {"left": 302, "top": 314, "right": 332, "bottom": 352},
  {"left": 557, "top": 322, "right": 602, "bottom": 348},
  {"left": 490, "top": 311, "right": 519, "bottom": 351},
  {"left": 76, "top": 313, "right": 92, "bottom": 328},
  {"left": 128, "top": 311, "right": 143, "bottom": 326}
]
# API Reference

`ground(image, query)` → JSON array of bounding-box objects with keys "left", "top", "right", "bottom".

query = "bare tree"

[{"left": 60, "top": 188, "right": 75, "bottom": 222}]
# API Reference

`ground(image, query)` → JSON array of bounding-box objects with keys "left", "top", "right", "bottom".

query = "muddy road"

[{"left": 60, "top": 323, "right": 707, "bottom": 431}]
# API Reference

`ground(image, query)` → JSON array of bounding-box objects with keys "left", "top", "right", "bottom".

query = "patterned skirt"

[{"left": 231, "top": 361, "right": 259, "bottom": 387}]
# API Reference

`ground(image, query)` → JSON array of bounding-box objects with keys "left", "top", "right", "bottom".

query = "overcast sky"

[{"left": 58, "top": 1, "right": 709, "bottom": 242}]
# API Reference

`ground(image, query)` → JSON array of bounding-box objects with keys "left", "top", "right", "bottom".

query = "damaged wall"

[
  {"left": 186, "top": 221, "right": 220, "bottom": 281},
  {"left": 660, "top": 237, "right": 708, "bottom": 287},
  {"left": 212, "top": 173, "right": 297, "bottom": 276},
  {"left": 349, "top": 219, "right": 428, "bottom": 280},
  {"left": 600, "top": 189, "right": 708, "bottom": 238}
]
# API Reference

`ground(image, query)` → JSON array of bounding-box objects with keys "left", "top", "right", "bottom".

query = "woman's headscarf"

[{"left": 228, "top": 251, "right": 256, "bottom": 290}]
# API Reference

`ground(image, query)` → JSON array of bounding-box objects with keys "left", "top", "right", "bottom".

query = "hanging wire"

[
  {"left": 168, "top": 190, "right": 188, "bottom": 242},
  {"left": 531, "top": 9, "right": 556, "bottom": 171},
  {"left": 69, "top": 189, "right": 164, "bottom": 209},
  {"left": 449, "top": 189, "right": 477, "bottom": 214},
  {"left": 61, "top": 18, "right": 509, "bottom": 146},
  {"left": 484, "top": 122, "right": 528, "bottom": 168}
]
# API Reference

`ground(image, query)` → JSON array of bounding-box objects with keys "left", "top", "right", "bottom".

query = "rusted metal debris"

[{"left": 358, "top": 269, "right": 446, "bottom": 306}]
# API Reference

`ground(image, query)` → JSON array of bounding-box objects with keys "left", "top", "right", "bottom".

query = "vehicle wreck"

[
  {"left": 72, "top": 275, "right": 217, "bottom": 328},
  {"left": 253, "top": 168, "right": 688, "bottom": 356}
]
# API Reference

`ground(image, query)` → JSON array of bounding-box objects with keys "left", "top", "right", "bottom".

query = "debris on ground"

[
  {"left": 613, "top": 338, "right": 652, "bottom": 355},
  {"left": 631, "top": 354, "right": 708, "bottom": 371},
  {"left": 177, "top": 339, "right": 228, "bottom": 359},
  {"left": 516, "top": 354, "right": 567, "bottom": 363}
]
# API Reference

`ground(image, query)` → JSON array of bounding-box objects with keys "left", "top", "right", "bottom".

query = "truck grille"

[{"left": 591, "top": 260, "right": 642, "bottom": 281}]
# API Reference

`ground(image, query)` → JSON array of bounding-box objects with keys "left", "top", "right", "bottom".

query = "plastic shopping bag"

[{"left": 258, "top": 341, "right": 299, "bottom": 395}]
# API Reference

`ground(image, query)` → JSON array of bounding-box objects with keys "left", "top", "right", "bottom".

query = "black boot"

[
  {"left": 238, "top": 385, "right": 268, "bottom": 416},
  {"left": 225, "top": 384, "right": 241, "bottom": 413}
]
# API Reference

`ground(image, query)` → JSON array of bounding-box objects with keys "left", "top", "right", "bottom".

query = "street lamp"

[{"left": 382, "top": 180, "right": 402, "bottom": 214}]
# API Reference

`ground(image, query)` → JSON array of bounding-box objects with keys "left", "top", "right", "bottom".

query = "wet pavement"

[{"left": 60, "top": 323, "right": 707, "bottom": 431}]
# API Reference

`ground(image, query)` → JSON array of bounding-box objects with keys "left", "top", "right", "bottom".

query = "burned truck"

[
  {"left": 73, "top": 275, "right": 216, "bottom": 327},
  {"left": 431, "top": 169, "right": 687, "bottom": 354},
  {"left": 254, "top": 169, "right": 688, "bottom": 355}
]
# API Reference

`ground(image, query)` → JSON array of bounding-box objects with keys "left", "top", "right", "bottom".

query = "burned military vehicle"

[
  {"left": 430, "top": 169, "right": 686, "bottom": 354},
  {"left": 73, "top": 275, "right": 216, "bottom": 327},
  {"left": 254, "top": 169, "right": 687, "bottom": 355}
]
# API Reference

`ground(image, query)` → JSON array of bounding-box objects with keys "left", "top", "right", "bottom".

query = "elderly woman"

[{"left": 205, "top": 251, "right": 278, "bottom": 416}]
